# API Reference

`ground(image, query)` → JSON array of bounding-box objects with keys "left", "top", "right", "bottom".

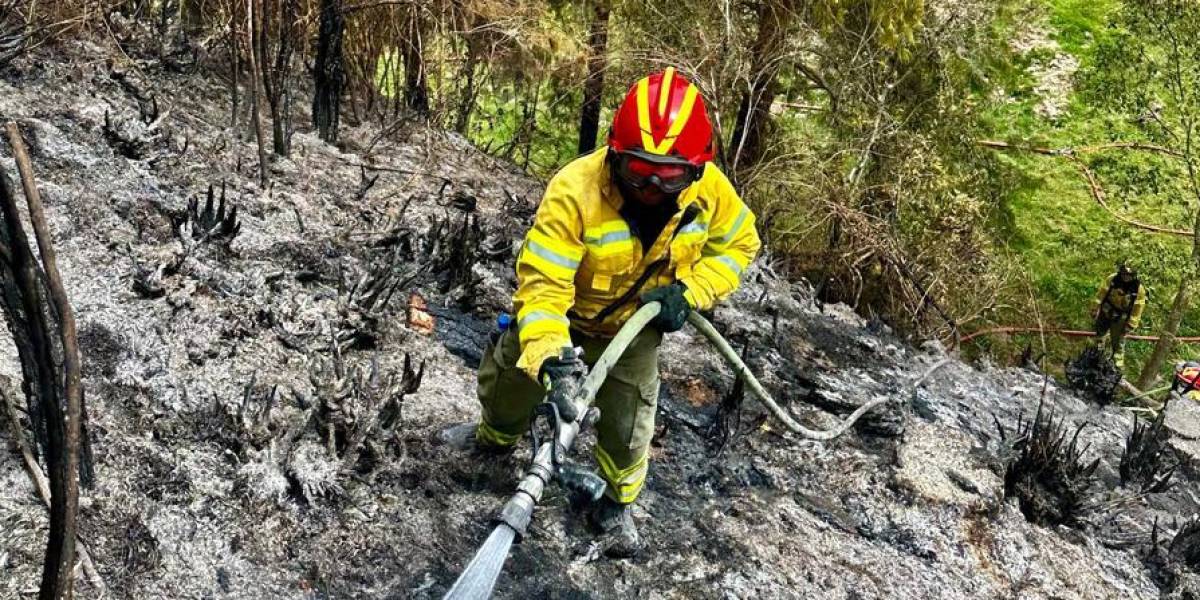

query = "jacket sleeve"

[
  {"left": 512, "top": 175, "right": 586, "bottom": 381},
  {"left": 1129, "top": 284, "right": 1148, "bottom": 328},
  {"left": 680, "top": 168, "right": 762, "bottom": 310},
  {"left": 1092, "top": 275, "right": 1114, "bottom": 312}
]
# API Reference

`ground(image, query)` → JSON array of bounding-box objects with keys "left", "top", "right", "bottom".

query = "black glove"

[
  {"left": 640, "top": 283, "right": 691, "bottom": 333},
  {"left": 539, "top": 347, "right": 588, "bottom": 422}
]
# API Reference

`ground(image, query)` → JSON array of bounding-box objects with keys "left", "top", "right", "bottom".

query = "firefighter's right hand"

[{"left": 539, "top": 348, "right": 587, "bottom": 422}]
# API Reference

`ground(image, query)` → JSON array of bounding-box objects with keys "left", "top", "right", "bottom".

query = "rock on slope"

[{"left": 0, "top": 33, "right": 1194, "bottom": 600}]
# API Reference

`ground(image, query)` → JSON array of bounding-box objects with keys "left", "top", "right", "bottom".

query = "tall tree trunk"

[
  {"left": 312, "top": 0, "right": 346, "bottom": 143},
  {"left": 729, "top": 0, "right": 793, "bottom": 179},
  {"left": 577, "top": 0, "right": 610, "bottom": 154},
  {"left": 1138, "top": 145, "right": 1200, "bottom": 388},
  {"left": 451, "top": 17, "right": 480, "bottom": 136},
  {"left": 246, "top": 0, "right": 269, "bottom": 184},
  {"left": 258, "top": 0, "right": 295, "bottom": 156},
  {"left": 0, "top": 128, "right": 85, "bottom": 600},
  {"left": 180, "top": 0, "right": 204, "bottom": 36},
  {"left": 401, "top": 7, "right": 429, "bottom": 117},
  {"left": 230, "top": 11, "right": 240, "bottom": 129},
  {"left": 1138, "top": 277, "right": 1192, "bottom": 389},
  {"left": 453, "top": 37, "right": 479, "bottom": 135}
]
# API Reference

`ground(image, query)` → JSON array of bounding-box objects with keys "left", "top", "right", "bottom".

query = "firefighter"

[
  {"left": 1092, "top": 261, "right": 1147, "bottom": 369},
  {"left": 443, "top": 68, "right": 761, "bottom": 557}
]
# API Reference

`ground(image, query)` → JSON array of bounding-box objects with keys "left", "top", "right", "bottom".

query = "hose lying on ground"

[{"left": 688, "top": 311, "right": 949, "bottom": 440}]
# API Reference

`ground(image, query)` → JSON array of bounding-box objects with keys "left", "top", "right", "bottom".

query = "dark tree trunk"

[
  {"left": 1138, "top": 277, "right": 1191, "bottom": 389},
  {"left": 1137, "top": 155, "right": 1200, "bottom": 388},
  {"left": 246, "top": 0, "right": 270, "bottom": 184},
  {"left": 230, "top": 14, "right": 240, "bottom": 129},
  {"left": 402, "top": 8, "right": 429, "bottom": 117},
  {"left": 729, "top": 1, "right": 793, "bottom": 178},
  {"left": 312, "top": 0, "right": 346, "bottom": 143},
  {"left": 577, "top": 0, "right": 611, "bottom": 154},
  {"left": 453, "top": 38, "right": 480, "bottom": 135},
  {"left": 0, "top": 126, "right": 86, "bottom": 600},
  {"left": 258, "top": 0, "right": 297, "bottom": 156},
  {"left": 180, "top": 0, "right": 205, "bottom": 36}
]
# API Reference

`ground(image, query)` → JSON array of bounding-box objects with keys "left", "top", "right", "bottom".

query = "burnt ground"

[{"left": 0, "top": 30, "right": 1198, "bottom": 600}]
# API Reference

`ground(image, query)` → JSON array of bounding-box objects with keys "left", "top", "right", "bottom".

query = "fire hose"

[{"left": 443, "top": 303, "right": 895, "bottom": 599}]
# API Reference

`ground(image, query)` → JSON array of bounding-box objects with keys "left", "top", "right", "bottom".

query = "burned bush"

[
  {"left": 1170, "top": 517, "right": 1200, "bottom": 574},
  {"left": 424, "top": 212, "right": 484, "bottom": 306},
  {"left": 176, "top": 183, "right": 241, "bottom": 245},
  {"left": 1120, "top": 411, "right": 1177, "bottom": 494},
  {"left": 226, "top": 349, "right": 424, "bottom": 505},
  {"left": 1065, "top": 346, "right": 1122, "bottom": 405},
  {"left": 1146, "top": 517, "right": 1200, "bottom": 596},
  {"left": 334, "top": 249, "right": 425, "bottom": 349},
  {"left": 311, "top": 346, "right": 424, "bottom": 475},
  {"left": 999, "top": 399, "right": 1099, "bottom": 526}
]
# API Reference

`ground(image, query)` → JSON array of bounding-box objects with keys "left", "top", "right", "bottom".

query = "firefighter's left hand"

[{"left": 640, "top": 283, "right": 692, "bottom": 333}]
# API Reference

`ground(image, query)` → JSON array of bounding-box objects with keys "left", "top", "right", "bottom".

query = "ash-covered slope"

[{"left": 0, "top": 35, "right": 1196, "bottom": 600}]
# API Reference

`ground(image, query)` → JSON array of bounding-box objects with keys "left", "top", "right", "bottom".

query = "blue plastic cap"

[{"left": 497, "top": 313, "right": 512, "bottom": 330}]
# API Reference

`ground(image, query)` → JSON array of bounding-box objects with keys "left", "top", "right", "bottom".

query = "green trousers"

[
  {"left": 475, "top": 326, "right": 662, "bottom": 504},
  {"left": 1094, "top": 313, "right": 1129, "bottom": 367}
]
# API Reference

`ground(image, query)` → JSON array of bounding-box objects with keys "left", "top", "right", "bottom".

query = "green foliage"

[
  {"left": 811, "top": 0, "right": 926, "bottom": 55},
  {"left": 374, "top": 48, "right": 402, "bottom": 99}
]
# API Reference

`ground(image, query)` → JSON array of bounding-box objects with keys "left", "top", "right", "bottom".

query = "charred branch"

[
  {"left": 354, "top": 165, "right": 379, "bottom": 203},
  {"left": 1, "top": 122, "right": 89, "bottom": 600}
]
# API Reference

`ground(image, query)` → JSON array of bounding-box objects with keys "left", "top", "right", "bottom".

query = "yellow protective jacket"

[
  {"left": 512, "top": 147, "right": 761, "bottom": 379},
  {"left": 1092, "top": 274, "right": 1147, "bottom": 329}
]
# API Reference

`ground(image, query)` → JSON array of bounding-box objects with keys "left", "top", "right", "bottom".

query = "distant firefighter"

[{"left": 1091, "top": 260, "right": 1146, "bottom": 369}]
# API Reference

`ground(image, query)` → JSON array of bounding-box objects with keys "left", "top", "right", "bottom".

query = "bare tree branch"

[{"left": 978, "top": 139, "right": 1194, "bottom": 236}]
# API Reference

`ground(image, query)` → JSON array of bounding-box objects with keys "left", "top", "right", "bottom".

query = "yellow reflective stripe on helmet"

[
  {"left": 658, "top": 66, "right": 675, "bottom": 117},
  {"left": 477, "top": 420, "right": 522, "bottom": 447},
  {"left": 637, "top": 76, "right": 700, "bottom": 156},
  {"left": 636, "top": 77, "right": 656, "bottom": 152},
  {"left": 645, "top": 84, "right": 699, "bottom": 155},
  {"left": 595, "top": 444, "right": 649, "bottom": 504}
]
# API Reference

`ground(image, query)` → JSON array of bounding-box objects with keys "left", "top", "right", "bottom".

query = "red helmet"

[{"left": 608, "top": 67, "right": 715, "bottom": 166}]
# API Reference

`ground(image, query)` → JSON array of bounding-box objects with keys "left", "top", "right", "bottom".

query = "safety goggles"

[{"left": 611, "top": 149, "right": 702, "bottom": 194}]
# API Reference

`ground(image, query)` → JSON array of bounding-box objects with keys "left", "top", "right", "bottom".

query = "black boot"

[{"left": 589, "top": 496, "right": 641, "bottom": 558}]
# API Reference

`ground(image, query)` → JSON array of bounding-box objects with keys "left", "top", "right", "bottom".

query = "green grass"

[
  {"left": 976, "top": 0, "right": 1200, "bottom": 381},
  {"left": 1047, "top": 0, "right": 1119, "bottom": 54}
]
